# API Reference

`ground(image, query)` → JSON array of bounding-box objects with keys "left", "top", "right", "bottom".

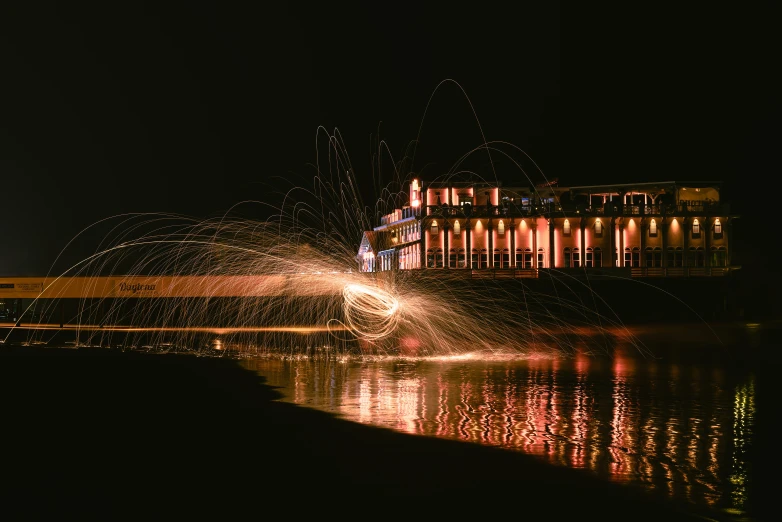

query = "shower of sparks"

[{"left": 3, "top": 89, "right": 661, "bottom": 360}]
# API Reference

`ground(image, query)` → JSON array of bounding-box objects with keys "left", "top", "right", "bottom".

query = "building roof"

[
  {"left": 566, "top": 181, "right": 723, "bottom": 195},
  {"left": 357, "top": 231, "right": 390, "bottom": 258}
]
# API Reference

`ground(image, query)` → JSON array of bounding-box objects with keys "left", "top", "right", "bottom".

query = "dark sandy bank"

[{"left": 1, "top": 346, "right": 728, "bottom": 521}]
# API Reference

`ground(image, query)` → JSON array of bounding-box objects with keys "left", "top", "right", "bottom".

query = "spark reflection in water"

[{"left": 242, "top": 337, "right": 757, "bottom": 519}]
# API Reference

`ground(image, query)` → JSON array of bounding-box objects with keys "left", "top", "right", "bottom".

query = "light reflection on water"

[{"left": 241, "top": 325, "right": 762, "bottom": 519}]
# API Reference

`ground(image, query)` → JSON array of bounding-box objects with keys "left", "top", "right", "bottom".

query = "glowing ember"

[{"left": 341, "top": 283, "right": 400, "bottom": 341}]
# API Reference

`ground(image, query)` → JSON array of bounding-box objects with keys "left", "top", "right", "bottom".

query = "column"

[
  {"left": 548, "top": 218, "right": 555, "bottom": 269},
  {"left": 466, "top": 218, "right": 472, "bottom": 268},
  {"left": 609, "top": 217, "right": 616, "bottom": 268},
  {"left": 704, "top": 217, "right": 711, "bottom": 268},
  {"left": 531, "top": 222, "right": 538, "bottom": 268}
]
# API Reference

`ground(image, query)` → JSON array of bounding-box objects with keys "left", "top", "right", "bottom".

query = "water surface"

[{"left": 241, "top": 321, "right": 775, "bottom": 521}]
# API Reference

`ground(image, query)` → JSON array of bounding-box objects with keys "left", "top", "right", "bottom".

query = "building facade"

[{"left": 357, "top": 179, "right": 740, "bottom": 278}]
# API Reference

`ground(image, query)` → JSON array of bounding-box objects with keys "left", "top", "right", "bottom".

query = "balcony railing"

[
  {"left": 423, "top": 201, "right": 732, "bottom": 220},
  {"left": 587, "top": 202, "right": 730, "bottom": 216},
  {"left": 461, "top": 267, "right": 738, "bottom": 279}
]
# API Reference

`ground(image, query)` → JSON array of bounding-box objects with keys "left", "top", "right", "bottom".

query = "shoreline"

[{"left": 0, "top": 345, "right": 743, "bottom": 520}]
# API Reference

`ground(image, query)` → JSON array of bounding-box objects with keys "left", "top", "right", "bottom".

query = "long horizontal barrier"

[{"left": 0, "top": 274, "right": 346, "bottom": 299}]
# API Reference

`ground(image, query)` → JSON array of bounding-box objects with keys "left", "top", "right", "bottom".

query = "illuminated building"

[{"left": 357, "top": 179, "right": 740, "bottom": 277}]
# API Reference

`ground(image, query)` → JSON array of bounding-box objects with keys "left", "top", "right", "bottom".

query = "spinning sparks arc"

[
  {"left": 3, "top": 83, "right": 662, "bottom": 360},
  {"left": 341, "top": 283, "right": 400, "bottom": 341}
]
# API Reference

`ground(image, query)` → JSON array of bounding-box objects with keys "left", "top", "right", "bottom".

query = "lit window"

[
  {"left": 497, "top": 220, "right": 505, "bottom": 236},
  {"left": 453, "top": 220, "right": 461, "bottom": 235},
  {"left": 563, "top": 219, "right": 571, "bottom": 235},
  {"left": 594, "top": 220, "right": 602, "bottom": 234},
  {"left": 692, "top": 219, "right": 700, "bottom": 235},
  {"left": 649, "top": 219, "right": 657, "bottom": 236},
  {"left": 714, "top": 218, "right": 722, "bottom": 234},
  {"left": 431, "top": 220, "right": 438, "bottom": 234}
]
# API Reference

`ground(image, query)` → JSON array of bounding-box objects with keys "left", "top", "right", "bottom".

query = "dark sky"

[{"left": 2, "top": 2, "right": 778, "bottom": 275}]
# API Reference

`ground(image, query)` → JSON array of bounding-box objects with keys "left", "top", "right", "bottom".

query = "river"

[{"left": 240, "top": 320, "right": 777, "bottom": 521}]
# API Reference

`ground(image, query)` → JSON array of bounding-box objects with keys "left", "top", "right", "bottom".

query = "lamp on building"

[
  {"left": 497, "top": 220, "right": 505, "bottom": 236},
  {"left": 430, "top": 220, "right": 439, "bottom": 234},
  {"left": 453, "top": 220, "right": 460, "bottom": 235}
]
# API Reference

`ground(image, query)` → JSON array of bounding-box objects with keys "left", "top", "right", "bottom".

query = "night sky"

[{"left": 2, "top": 3, "right": 778, "bottom": 288}]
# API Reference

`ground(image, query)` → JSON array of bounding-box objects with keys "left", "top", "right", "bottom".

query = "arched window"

[
  {"left": 537, "top": 248, "right": 546, "bottom": 268},
  {"left": 594, "top": 219, "right": 603, "bottom": 235},
  {"left": 563, "top": 219, "right": 571, "bottom": 236},
  {"left": 497, "top": 220, "right": 505, "bottom": 236},
  {"left": 480, "top": 249, "right": 488, "bottom": 268},
  {"left": 625, "top": 247, "right": 640, "bottom": 267},
  {"left": 688, "top": 247, "right": 704, "bottom": 267},
  {"left": 645, "top": 247, "right": 662, "bottom": 267},
  {"left": 711, "top": 246, "right": 727, "bottom": 267},
  {"left": 572, "top": 248, "right": 580, "bottom": 268},
  {"left": 692, "top": 218, "right": 700, "bottom": 236},
  {"left": 524, "top": 248, "right": 533, "bottom": 268},
  {"left": 593, "top": 247, "right": 602, "bottom": 268},
  {"left": 564, "top": 247, "right": 572, "bottom": 268},
  {"left": 714, "top": 218, "right": 722, "bottom": 236},
  {"left": 493, "top": 248, "right": 501, "bottom": 267},
  {"left": 667, "top": 246, "right": 683, "bottom": 267},
  {"left": 457, "top": 248, "right": 466, "bottom": 268},
  {"left": 436, "top": 248, "right": 444, "bottom": 268},
  {"left": 515, "top": 248, "right": 523, "bottom": 267},
  {"left": 430, "top": 220, "right": 439, "bottom": 234},
  {"left": 649, "top": 219, "right": 658, "bottom": 236},
  {"left": 449, "top": 248, "right": 457, "bottom": 268},
  {"left": 427, "top": 248, "right": 436, "bottom": 268},
  {"left": 586, "top": 247, "right": 594, "bottom": 268},
  {"left": 502, "top": 248, "right": 510, "bottom": 268},
  {"left": 453, "top": 220, "right": 461, "bottom": 235}
]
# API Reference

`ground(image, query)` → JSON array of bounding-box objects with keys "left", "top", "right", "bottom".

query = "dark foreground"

[{"left": 1, "top": 346, "right": 738, "bottom": 521}]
